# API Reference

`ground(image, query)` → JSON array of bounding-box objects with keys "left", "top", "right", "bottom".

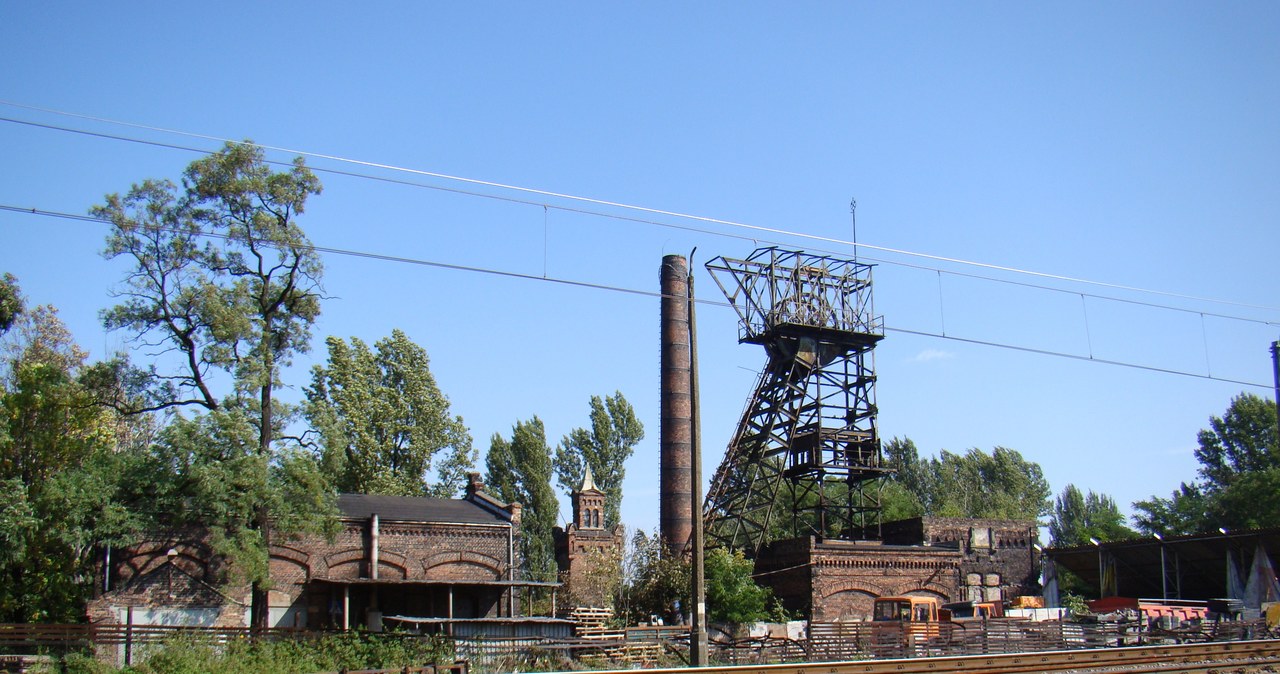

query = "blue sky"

[{"left": 2, "top": 2, "right": 1278, "bottom": 538}]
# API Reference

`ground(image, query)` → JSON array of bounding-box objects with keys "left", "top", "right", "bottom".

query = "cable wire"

[
  {"left": 3, "top": 101, "right": 1279, "bottom": 316},
  {"left": 3, "top": 204, "right": 1270, "bottom": 390},
  {"left": 3, "top": 114, "right": 1278, "bottom": 335}
]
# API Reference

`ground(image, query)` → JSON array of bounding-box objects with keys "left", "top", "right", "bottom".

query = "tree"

[
  {"left": 0, "top": 304, "right": 145, "bottom": 621},
  {"left": 1134, "top": 393, "right": 1279, "bottom": 535},
  {"left": 704, "top": 547, "right": 785, "bottom": 624},
  {"left": 485, "top": 417, "right": 558, "bottom": 581},
  {"left": 0, "top": 274, "right": 21, "bottom": 335},
  {"left": 879, "top": 440, "right": 1050, "bottom": 521},
  {"left": 932, "top": 447, "right": 1050, "bottom": 520},
  {"left": 880, "top": 437, "right": 926, "bottom": 520},
  {"left": 1194, "top": 392, "right": 1278, "bottom": 487},
  {"left": 1048, "top": 484, "right": 1135, "bottom": 547},
  {"left": 305, "top": 330, "right": 474, "bottom": 498},
  {"left": 619, "top": 529, "right": 687, "bottom": 625},
  {"left": 553, "top": 392, "right": 643, "bottom": 528},
  {"left": 137, "top": 408, "right": 336, "bottom": 595},
  {"left": 1133, "top": 483, "right": 1209, "bottom": 536},
  {"left": 95, "top": 141, "right": 328, "bottom": 629}
]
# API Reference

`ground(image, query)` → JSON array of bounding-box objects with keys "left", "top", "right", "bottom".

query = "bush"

[
  {"left": 706, "top": 548, "right": 784, "bottom": 624},
  {"left": 45, "top": 630, "right": 454, "bottom": 674}
]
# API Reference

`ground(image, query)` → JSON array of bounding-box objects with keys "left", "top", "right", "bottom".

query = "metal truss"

[{"left": 703, "top": 247, "right": 889, "bottom": 554}]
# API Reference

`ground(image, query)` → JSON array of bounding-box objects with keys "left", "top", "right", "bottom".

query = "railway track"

[{"left": 586, "top": 639, "right": 1280, "bottom": 674}]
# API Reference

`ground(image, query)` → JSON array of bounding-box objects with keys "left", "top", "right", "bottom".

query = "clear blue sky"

[{"left": 3, "top": 2, "right": 1278, "bottom": 538}]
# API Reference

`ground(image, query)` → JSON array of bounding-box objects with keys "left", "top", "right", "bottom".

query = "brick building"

[
  {"left": 89, "top": 475, "right": 565, "bottom": 634},
  {"left": 553, "top": 468, "right": 624, "bottom": 610},
  {"left": 880, "top": 517, "right": 1041, "bottom": 604},
  {"left": 755, "top": 517, "right": 1040, "bottom": 621}
]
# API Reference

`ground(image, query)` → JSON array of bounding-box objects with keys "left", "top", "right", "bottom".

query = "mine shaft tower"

[{"left": 704, "top": 247, "right": 888, "bottom": 555}]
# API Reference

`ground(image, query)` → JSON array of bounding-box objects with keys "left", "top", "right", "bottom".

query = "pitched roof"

[{"left": 337, "top": 493, "right": 510, "bottom": 526}]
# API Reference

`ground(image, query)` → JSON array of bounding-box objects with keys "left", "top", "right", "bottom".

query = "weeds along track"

[{"left": 584, "top": 639, "right": 1280, "bottom": 674}]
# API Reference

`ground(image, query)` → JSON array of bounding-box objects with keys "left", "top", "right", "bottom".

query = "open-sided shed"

[{"left": 1044, "top": 526, "right": 1280, "bottom": 605}]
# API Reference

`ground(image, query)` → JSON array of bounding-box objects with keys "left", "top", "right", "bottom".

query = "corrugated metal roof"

[
  {"left": 1045, "top": 526, "right": 1280, "bottom": 601},
  {"left": 337, "top": 493, "right": 510, "bottom": 526}
]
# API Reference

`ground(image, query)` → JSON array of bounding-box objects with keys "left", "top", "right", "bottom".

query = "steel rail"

[{"left": 577, "top": 639, "right": 1280, "bottom": 674}]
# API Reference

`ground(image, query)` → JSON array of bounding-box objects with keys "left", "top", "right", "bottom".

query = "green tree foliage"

[
  {"left": 619, "top": 529, "right": 688, "bottom": 625},
  {"left": 485, "top": 417, "right": 558, "bottom": 581},
  {"left": 95, "top": 141, "right": 329, "bottom": 629},
  {"left": 880, "top": 437, "right": 926, "bottom": 520},
  {"left": 553, "top": 391, "right": 643, "bottom": 528},
  {"left": 1132, "top": 483, "right": 1209, "bottom": 536},
  {"left": 1134, "top": 393, "right": 1279, "bottom": 534},
  {"left": 0, "top": 273, "right": 21, "bottom": 335},
  {"left": 931, "top": 447, "right": 1050, "bottom": 519},
  {"left": 704, "top": 547, "right": 784, "bottom": 624},
  {"left": 0, "top": 304, "right": 145, "bottom": 621},
  {"left": 880, "top": 438, "right": 1050, "bottom": 521},
  {"left": 138, "top": 408, "right": 336, "bottom": 591},
  {"left": 94, "top": 143, "right": 323, "bottom": 417},
  {"left": 1047, "top": 485, "right": 1136, "bottom": 600},
  {"left": 1195, "top": 392, "right": 1279, "bottom": 486},
  {"left": 619, "top": 534, "right": 787, "bottom": 626},
  {"left": 305, "top": 330, "right": 474, "bottom": 498},
  {"left": 1048, "top": 484, "right": 1135, "bottom": 547}
]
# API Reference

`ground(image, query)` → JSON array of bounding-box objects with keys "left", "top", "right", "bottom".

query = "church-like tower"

[
  {"left": 553, "top": 467, "right": 624, "bottom": 611},
  {"left": 572, "top": 467, "right": 606, "bottom": 531}
]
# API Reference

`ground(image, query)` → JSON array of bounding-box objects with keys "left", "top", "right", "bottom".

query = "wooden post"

[
  {"left": 342, "top": 585, "right": 350, "bottom": 631},
  {"left": 124, "top": 605, "right": 133, "bottom": 666}
]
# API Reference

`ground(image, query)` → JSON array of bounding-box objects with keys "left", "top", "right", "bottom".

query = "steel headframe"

[{"left": 703, "top": 247, "right": 889, "bottom": 555}]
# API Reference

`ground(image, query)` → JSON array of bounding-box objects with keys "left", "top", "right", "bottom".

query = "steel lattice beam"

[{"left": 703, "top": 247, "right": 888, "bottom": 554}]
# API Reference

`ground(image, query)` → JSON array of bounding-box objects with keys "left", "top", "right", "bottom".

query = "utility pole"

[
  {"left": 1271, "top": 340, "right": 1279, "bottom": 436},
  {"left": 688, "top": 254, "right": 708, "bottom": 667}
]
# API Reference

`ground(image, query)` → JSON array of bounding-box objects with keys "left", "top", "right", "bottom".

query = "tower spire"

[{"left": 580, "top": 464, "right": 598, "bottom": 493}]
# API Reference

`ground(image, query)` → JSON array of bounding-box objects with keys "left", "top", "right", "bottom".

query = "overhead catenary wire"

[
  {"left": 2, "top": 203, "right": 1271, "bottom": 391},
  {"left": 2, "top": 115, "right": 1277, "bottom": 339},
  {"left": 2, "top": 102, "right": 1280, "bottom": 318}
]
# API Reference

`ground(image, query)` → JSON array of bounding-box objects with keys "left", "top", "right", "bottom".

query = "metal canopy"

[{"left": 1045, "top": 527, "right": 1280, "bottom": 602}]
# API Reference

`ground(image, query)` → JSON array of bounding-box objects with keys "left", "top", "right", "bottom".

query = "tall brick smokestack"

[{"left": 660, "top": 254, "right": 693, "bottom": 553}]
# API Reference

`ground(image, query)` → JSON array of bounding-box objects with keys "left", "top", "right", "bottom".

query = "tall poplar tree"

[
  {"left": 553, "top": 392, "right": 643, "bottom": 529},
  {"left": 485, "top": 417, "right": 557, "bottom": 580},
  {"left": 879, "top": 439, "right": 1050, "bottom": 522},
  {"left": 1048, "top": 484, "right": 1135, "bottom": 547},
  {"left": 305, "top": 330, "right": 475, "bottom": 497}
]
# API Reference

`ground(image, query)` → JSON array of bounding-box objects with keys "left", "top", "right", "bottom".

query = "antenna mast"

[{"left": 850, "top": 198, "right": 858, "bottom": 262}]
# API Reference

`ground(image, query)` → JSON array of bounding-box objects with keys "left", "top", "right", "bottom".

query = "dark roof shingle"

[{"left": 337, "top": 493, "right": 510, "bottom": 526}]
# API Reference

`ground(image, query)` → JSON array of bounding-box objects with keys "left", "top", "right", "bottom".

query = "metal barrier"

[{"left": 0, "top": 618, "right": 1274, "bottom": 671}]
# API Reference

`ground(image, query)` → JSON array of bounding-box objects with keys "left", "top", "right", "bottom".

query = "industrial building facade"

[
  {"left": 756, "top": 518, "right": 1040, "bottom": 621},
  {"left": 87, "top": 475, "right": 566, "bottom": 634}
]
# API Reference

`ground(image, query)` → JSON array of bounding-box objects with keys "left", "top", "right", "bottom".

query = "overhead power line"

[
  {"left": 2, "top": 100, "right": 1279, "bottom": 316},
  {"left": 2, "top": 113, "right": 1278, "bottom": 335},
  {"left": 2, "top": 204, "right": 1271, "bottom": 391}
]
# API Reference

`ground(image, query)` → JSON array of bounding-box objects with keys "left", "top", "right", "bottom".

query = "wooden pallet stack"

[{"left": 567, "top": 607, "right": 664, "bottom": 667}]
